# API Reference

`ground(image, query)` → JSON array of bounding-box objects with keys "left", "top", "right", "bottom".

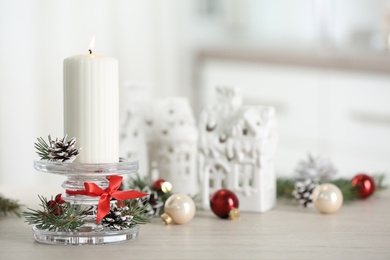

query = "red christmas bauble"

[
  {"left": 47, "top": 200, "right": 57, "bottom": 209},
  {"left": 55, "top": 193, "right": 65, "bottom": 204},
  {"left": 47, "top": 200, "right": 63, "bottom": 216},
  {"left": 210, "top": 189, "right": 239, "bottom": 219},
  {"left": 153, "top": 179, "right": 166, "bottom": 191},
  {"left": 153, "top": 178, "right": 172, "bottom": 193},
  {"left": 351, "top": 173, "right": 376, "bottom": 199}
]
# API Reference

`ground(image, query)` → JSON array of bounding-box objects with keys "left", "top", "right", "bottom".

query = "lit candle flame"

[{"left": 88, "top": 36, "right": 95, "bottom": 54}]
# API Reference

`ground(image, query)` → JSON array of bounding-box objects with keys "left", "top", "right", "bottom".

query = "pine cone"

[
  {"left": 292, "top": 179, "right": 318, "bottom": 208},
  {"left": 141, "top": 187, "right": 164, "bottom": 217},
  {"left": 295, "top": 153, "right": 337, "bottom": 181},
  {"left": 101, "top": 206, "right": 133, "bottom": 230},
  {"left": 48, "top": 135, "right": 80, "bottom": 162},
  {"left": 128, "top": 176, "right": 165, "bottom": 218}
]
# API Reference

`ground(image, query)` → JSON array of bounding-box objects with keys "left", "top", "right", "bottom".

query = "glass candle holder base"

[
  {"left": 31, "top": 159, "right": 141, "bottom": 245},
  {"left": 32, "top": 224, "right": 140, "bottom": 245}
]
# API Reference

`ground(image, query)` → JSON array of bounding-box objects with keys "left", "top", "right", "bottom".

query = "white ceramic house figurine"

[
  {"left": 120, "top": 82, "right": 152, "bottom": 178},
  {"left": 199, "top": 86, "right": 278, "bottom": 212},
  {"left": 120, "top": 106, "right": 148, "bottom": 178},
  {"left": 144, "top": 97, "right": 199, "bottom": 196}
]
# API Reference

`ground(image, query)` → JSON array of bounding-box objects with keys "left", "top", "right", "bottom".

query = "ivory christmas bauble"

[
  {"left": 161, "top": 193, "right": 195, "bottom": 224},
  {"left": 312, "top": 183, "right": 343, "bottom": 214}
]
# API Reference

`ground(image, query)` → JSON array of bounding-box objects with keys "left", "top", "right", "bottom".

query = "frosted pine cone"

[
  {"left": 295, "top": 153, "right": 337, "bottom": 181},
  {"left": 292, "top": 179, "right": 318, "bottom": 208},
  {"left": 48, "top": 135, "right": 80, "bottom": 162},
  {"left": 35, "top": 135, "right": 81, "bottom": 162},
  {"left": 140, "top": 186, "right": 164, "bottom": 217},
  {"left": 101, "top": 206, "right": 133, "bottom": 230}
]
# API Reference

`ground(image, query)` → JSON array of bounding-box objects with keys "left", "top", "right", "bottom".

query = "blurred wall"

[
  {"left": 0, "top": 0, "right": 182, "bottom": 187},
  {"left": 181, "top": 0, "right": 390, "bottom": 51},
  {"left": 1, "top": 0, "right": 390, "bottom": 188},
  {"left": 181, "top": 0, "right": 390, "bottom": 182}
]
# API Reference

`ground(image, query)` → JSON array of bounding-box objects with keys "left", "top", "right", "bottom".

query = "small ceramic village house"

[
  {"left": 199, "top": 87, "right": 278, "bottom": 212},
  {"left": 144, "top": 97, "right": 199, "bottom": 196}
]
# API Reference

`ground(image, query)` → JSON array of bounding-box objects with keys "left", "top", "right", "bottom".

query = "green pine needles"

[
  {"left": 121, "top": 200, "right": 151, "bottom": 226},
  {"left": 34, "top": 136, "right": 51, "bottom": 160},
  {"left": 34, "top": 135, "right": 80, "bottom": 162},
  {"left": 0, "top": 195, "right": 22, "bottom": 217},
  {"left": 23, "top": 195, "right": 150, "bottom": 232},
  {"left": 128, "top": 174, "right": 172, "bottom": 203},
  {"left": 23, "top": 195, "right": 93, "bottom": 232},
  {"left": 276, "top": 174, "right": 386, "bottom": 203}
]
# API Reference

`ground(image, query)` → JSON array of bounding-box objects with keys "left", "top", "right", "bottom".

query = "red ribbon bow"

[{"left": 67, "top": 175, "right": 147, "bottom": 224}]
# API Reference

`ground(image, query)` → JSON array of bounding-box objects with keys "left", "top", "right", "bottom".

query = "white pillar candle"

[{"left": 64, "top": 39, "right": 119, "bottom": 163}]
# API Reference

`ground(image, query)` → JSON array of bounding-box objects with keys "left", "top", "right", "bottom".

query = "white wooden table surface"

[{"left": 1, "top": 186, "right": 389, "bottom": 260}]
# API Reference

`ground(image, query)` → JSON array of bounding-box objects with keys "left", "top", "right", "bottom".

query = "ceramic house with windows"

[
  {"left": 120, "top": 107, "right": 149, "bottom": 178},
  {"left": 199, "top": 87, "right": 278, "bottom": 212},
  {"left": 120, "top": 83, "right": 151, "bottom": 179},
  {"left": 144, "top": 97, "right": 199, "bottom": 196}
]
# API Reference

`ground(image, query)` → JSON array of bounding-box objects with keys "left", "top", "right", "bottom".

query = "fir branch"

[
  {"left": 128, "top": 174, "right": 149, "bottom": 191},
  {"left": 373, "top": 174, "right": 387, "bottom": 191},
  {"left": 276, "top": 178, "right": 295, "bottom": 199},
  {"left": 34, "top": 135, "right": 80, "bottom": 162},
  {"left": 126, "top": 174, "right": 172, "bottom": 217},
  {"left": 277, "top": 174, "right": 387, "bottom": 203},
  {"left": 122, "top": 199, "right": 151, "bottom": 226},
  {"left": 0, "top": 194, "right": 22, "bottom": 217},
  {"left": 23, "top": 195, "right": 92, "bottom": 232},
  {"left": 34, "top": 136, "right": 51, "bottom": 160},
  {"left": 328, "top": 178, "right": 359, "bottom": 202},
  {"left": 101, "top": 199, "right": 151, "bottom": 230},
  {"left": 128, "top": 174, "right": 172, "bottom": 203}
]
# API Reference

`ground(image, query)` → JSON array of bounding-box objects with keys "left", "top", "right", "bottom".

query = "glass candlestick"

[{"left": 31, "top": 158, "right": 141, "bottom": 245}]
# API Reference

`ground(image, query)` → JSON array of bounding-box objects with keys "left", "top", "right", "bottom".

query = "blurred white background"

[{"left": 1, "top": 0, "right": 390, "bottom": 187}]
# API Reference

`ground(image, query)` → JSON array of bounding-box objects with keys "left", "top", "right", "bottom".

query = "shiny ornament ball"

[
  {"left": 153, "top": 179, "right": 172, "bottom": 193},
  {"left": 161, "top": 193, "right": 195, "bottom": 224},
  {"left": 312, "top": 183, "right": 343, "bottom": 214},
  {"left": 210, "top": 189, "right": 240, "bottom": 219},
  {"left": 47, "top": 200, "right": 63, "bottom": 216},
  {"left": 351, "top": 174, "right": 375, "bottom": 199},
  {"left": 55, "top": 193, "right": 65, "bottom": 204}
]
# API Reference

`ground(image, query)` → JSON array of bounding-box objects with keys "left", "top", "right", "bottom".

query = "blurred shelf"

[{"left": 196, "top": 47, "right": 390, "bottom": 74}]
